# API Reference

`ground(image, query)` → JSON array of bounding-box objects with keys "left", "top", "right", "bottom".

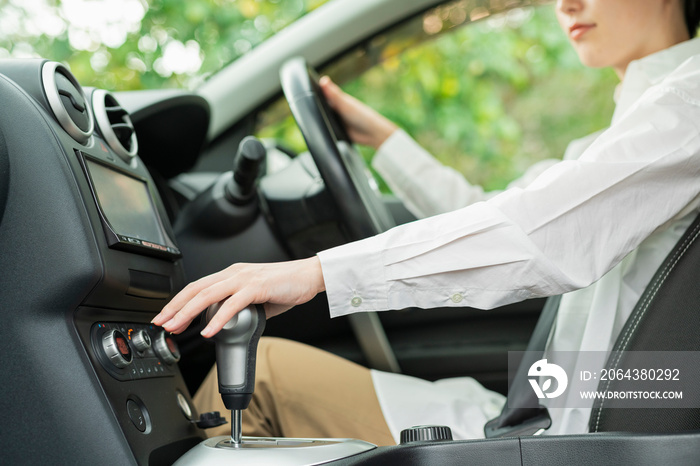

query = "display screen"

[
  {"left": 116, "top": 335, "right": 131, "bottom": 357},
  {"left": 86, "top": 159, "right": 167, "bottom": 246}
]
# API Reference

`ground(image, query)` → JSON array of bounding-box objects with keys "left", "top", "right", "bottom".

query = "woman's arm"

[
  {"left": 155, "top": 57, "right": 700, "bottom": 338},
  {"left": 153, "top": 257, "right": 325, "bottom": 337},
  {"left": 321, "top": 64, "right": 700, "bottom": 316}
]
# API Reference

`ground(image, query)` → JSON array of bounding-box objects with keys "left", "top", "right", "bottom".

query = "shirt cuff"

[{"left": 317, "top": 233, "right": 389, "bottom": 318}]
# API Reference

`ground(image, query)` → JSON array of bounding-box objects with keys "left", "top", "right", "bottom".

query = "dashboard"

[{"left": 0, "top": 59, "right": 206, "bottom": 465}]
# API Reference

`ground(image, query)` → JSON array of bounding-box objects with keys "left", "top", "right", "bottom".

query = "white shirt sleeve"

[
  {"left": 371, "top": 129, "right": 559, "bottom": 218},
  {"left": 319, "top": 56, "right": 700, "bottom": 319}
]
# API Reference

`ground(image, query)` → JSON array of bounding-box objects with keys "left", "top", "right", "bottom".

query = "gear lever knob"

[
  {"left": 226, "top": 136, "right": 266, "bottom": 205},
  {"left": 205, "top": 303, "right": 266, "bottom": 411}
]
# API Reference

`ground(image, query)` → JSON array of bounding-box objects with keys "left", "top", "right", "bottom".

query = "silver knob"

[
  {"left": 153, "top": 331, "right": 180, "bottom": 364},
  {"left": 102, "top": 329, "right": 133, "bottom": 368},
  {"left": 131, "top": 329, "right": 152, "bottom": 352}
]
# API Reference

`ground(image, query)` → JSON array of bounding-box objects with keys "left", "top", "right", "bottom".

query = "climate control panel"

[{"left": 91, "top": 322, "right": 181, "bottom": 381}]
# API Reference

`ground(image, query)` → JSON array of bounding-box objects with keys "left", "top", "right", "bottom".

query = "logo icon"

[{"left": 528, "top": 359, "right": 568, "bottom": 399}]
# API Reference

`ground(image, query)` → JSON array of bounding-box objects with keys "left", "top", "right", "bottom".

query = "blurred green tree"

[
  {"left": 342, "top": 5, "right": 618, "bottom": 191},
  {"left": 0, "top": 0, "right": 328, "bottom": 90}
]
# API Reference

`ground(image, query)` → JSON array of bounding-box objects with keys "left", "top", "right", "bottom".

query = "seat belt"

[{"left": 483, "top": 295, "right": 560, "bottom": 438}]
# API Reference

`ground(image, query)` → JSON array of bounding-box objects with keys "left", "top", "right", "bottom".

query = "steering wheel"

[{"left": 280, "top": 57, "right": 395, "bottom": 240}]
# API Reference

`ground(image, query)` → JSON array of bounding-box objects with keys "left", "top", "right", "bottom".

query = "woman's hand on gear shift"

[{"left": 153, "top": 257, "right": 325, "bottom": 337}]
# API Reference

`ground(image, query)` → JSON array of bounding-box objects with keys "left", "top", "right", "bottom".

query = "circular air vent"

[
  {"left": 92, "top": 89, "right": 138, "bottom": 163},
  {"left": 41, "top": 61, "right": 94, "bottom": 145}
]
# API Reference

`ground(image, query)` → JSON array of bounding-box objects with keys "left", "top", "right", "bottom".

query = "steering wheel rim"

[{"left": 280, "top": 57, "right": 395, "bottom": 241}]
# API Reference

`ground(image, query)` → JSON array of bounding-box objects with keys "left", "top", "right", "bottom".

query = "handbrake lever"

[{"left": 205, "top": 303, "right": 266, "bottom": 446}]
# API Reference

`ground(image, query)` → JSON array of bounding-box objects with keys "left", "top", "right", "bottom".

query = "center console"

[{"left": 0, "top": 59, "right": 201, "bottom": 465}]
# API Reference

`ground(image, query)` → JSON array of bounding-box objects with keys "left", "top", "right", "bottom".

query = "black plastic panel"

[
  {"left": 0, "top": 124, "right": 8, "bottom": 227},
  {"left": 127, "top": 269, "right": 172, "bottom": 299},
  {"left": 519, "top": 432, "right": 700, "bottom": 465},
  {"left": 118, "top": 91, "right": 210, "bottom": 179},
  {"left": 333, "top": 438, "right": 522, "bottom": 465},
  {"left": 75, "top": 308, "right": 205, "bottom": 465},
  {"left": 0, "top": 63, "right": 199, "bottom": 465},
  {"left": 331, "top": 432, "right": 700, "bottom": 466},
  {"left": 0, "top": 69, "right": 132, "bottom": 465}
]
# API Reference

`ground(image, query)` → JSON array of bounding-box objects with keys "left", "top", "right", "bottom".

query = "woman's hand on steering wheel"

[
  {"left": 281, "top": 57, "right": 396, "bottom": 239},
  {"left": 319, "top": 76, "right": 398, "bottom": 150}
]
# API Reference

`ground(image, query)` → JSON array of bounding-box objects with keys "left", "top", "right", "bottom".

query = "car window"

[
  {"left": 256, "top": 1, "right": 618, "bottom": 192},
  {"left": 0, "top": 0, "right": 330, "bottom": 91}
]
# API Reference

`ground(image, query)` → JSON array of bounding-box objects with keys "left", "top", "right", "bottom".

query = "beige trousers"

[{"left": 193, "top": 337, "right": 396, "bottom": 446}]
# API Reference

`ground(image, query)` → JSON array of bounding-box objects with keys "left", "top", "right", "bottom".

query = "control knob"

[
  {"left": 400, "top": 425, "right": 453, "bottom": 444},
  {"left": 131, "top": 329, "right": 152, "bottom": 352},
  {"left": 153, "top": 331, "right": 181, "bottom": 364},
  {"left": 102, "top": 329, "right": 133, "bottom": 369}
]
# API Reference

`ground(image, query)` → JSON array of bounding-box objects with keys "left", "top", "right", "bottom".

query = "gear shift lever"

[
  {"left": 175, "top": 302, "right": 375, "bottom": 465},
  {"left": 205, "top": 303, "right": 266, "bottom": 446}
]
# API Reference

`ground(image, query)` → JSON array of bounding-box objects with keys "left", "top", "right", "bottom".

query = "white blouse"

[{"left": 318, "top": 38, "right": 700, "bottom": 442}]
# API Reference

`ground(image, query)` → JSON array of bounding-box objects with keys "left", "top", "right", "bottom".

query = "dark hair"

[{"left": 685, "top": 0, "right": 700, "bottom": 38}]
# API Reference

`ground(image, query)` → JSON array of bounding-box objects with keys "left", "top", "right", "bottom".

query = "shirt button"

[
  {"left": 451, "top": 293, "right": 463, "bottom": 303},
  {"left": 351, "top": 297, "right": 363, "bottom": 307}
]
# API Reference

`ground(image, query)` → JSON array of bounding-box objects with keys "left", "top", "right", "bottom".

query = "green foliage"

[
  {"left": 342, "top": 6, "right": 618, "bottom": 191},
  {"left": 0, "top": 0, "right": 328, "bottom": 90}
]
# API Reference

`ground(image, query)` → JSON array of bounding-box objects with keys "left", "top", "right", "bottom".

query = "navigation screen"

[{"left": 86, "top": 159, "right": 167, "bottom": 245}]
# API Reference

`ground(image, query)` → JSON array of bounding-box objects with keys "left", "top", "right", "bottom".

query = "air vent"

[
  {"left": 41, "top": 61, "right": 94, "bottom": 144},
  {"left": 92, "top": 89, "right": 138, "bottom": 163}
]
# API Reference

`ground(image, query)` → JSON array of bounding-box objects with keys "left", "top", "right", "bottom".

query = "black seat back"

[{"left": 590, "top": 212, "right": 700, "bottom": 433}]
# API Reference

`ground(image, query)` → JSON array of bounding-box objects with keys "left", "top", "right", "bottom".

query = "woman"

[{"left": 154, "top": 0, "right": 700, "bottom": 444}]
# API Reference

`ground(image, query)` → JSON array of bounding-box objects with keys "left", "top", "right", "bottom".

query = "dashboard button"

[
  {"left": 176, "top": 391, "right": 193, "bottom": 420},
  {"left": 126, "top": 399, "right": 150, "bottom": 433}
]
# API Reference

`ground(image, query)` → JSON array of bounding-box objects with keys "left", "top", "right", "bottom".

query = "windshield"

[{"left": 0, "top": 0, "right": 329, "bottom": 91}]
